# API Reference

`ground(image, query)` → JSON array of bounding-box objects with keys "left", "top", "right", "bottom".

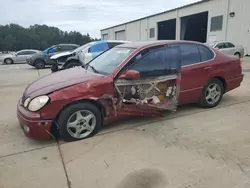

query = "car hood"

[
  {"left": 50, "top": 51, "right": 73, "bottom": 59},
  {"left": 1, "top": 54, "right": 14, "bottom": 58},
  {"left": 23, "top": 67, "right": 104, "bottom": 99}
]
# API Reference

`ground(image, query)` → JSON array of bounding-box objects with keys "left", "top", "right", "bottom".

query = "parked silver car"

[
  {"left": 206, "top": 41, "right": 244, "bottom": 58},
  {"left": 0, "top": 49, "right": 41, "bottom": 64}
]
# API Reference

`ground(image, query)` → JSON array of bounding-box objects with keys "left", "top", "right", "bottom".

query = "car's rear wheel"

[
  {"left": 234, "top": 52, "right": 241, "bottom": 58},
  {"left": 4, "top": 58, "right": 13, "bottom": 64},
  {"left": 35, "top": 60, "right": 45, "bottom": 69},
  {"left": 58, "top": 102, "right": 102, "bottom": 142},
  {"left": 65, "top": 62, "right": 81, "bottom": 69},
  {"left": 199, "top": 78, "right": 224, "bottom": 108}
]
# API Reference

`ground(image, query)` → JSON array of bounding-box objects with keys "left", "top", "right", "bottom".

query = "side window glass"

[
  {"left": 129, "top": 47, "right": 166, "bottom": 77},
  {"left": 50, "top": 46, "right": 59, "bottom": 53},
  {"left": 198, "top": 45, "right": 214, "bottom": 62},
  {"left": 26, "top": 51, "right": 36, "bottom": 55},
  {"left": 71, "top": 45, "right": 78, "bottom": 50},
  {"left": 16, "top": 51, "right": 22, "bottom": 55},
  {"left": 17, "top": 51, "right": 27, "bottom": 55},
  {"left": 215, "top": 43, "right": 225, "bottom": 49},
  {"left": 225, "top": 42, "right": 235, "bottom": 48},
  {"left": 89, "top": 43, "right": 109, "bottom": 53},
  {"left": 166, "top": 45, "right": 181, "bottom": 70},
  {"left": 59, "top": 45, "right": 70, "bottom": 51},
  {"left": 62, "top": 45, "right": 76, "bottom": 51},
  {"left": 180, "top": 44, "right": 200, "bottom": 66}
]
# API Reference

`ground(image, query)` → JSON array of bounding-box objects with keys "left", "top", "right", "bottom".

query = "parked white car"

[
  {"left": 0, "top": 49, "right": 41, "bottom": 64},
  {"left": 50, "top": 40, "right": 130, "bottom": 72},
  {"left": 206, "top": 41, "right": 244, "bottom": 58}
]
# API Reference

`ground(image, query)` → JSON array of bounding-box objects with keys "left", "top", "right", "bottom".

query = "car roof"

[
  {"left": 105, "top": 40, "right": 131, "bottom": 43},
  {"left": 18, "top": 49, "right": 40, "bottom": 51},
  {"left": 117, "top": 40, "right": 204, "bottom": 49},
  {"left": 212, "top": 41, "right": 233, "bottom": 44},
  {"left": 93, "top": 40, "right": 130, "bottom": 44},
  {"left": 58, "top": 44, "right": 79, "bottom": 46}
]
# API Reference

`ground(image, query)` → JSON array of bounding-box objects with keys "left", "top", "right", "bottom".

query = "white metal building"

[{"left": 100, "top": 0, "right": 250, "bottom": 55}]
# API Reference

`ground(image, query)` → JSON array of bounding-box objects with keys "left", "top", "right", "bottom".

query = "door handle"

[{"left": 204, "top": 66, "right": 212, "bottom": 71}]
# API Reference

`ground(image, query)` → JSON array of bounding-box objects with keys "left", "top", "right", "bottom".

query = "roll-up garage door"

[
  {"left": 102, "top": 34, "right": 108, "bottom": 40},
  {"left": 115, "top": 30, "right": 126, "bottom": 40}
]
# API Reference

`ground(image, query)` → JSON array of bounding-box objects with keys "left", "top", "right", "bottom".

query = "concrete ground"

[{"left": 0, "top": 57, "right": 250, "bottom": 188}]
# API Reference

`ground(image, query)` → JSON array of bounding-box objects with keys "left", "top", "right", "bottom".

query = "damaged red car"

[{"left": 17, "top": 41, "right": 243, "bottom": 141}]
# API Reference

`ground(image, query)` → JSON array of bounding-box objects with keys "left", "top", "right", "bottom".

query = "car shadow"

[
  {"left": 99, "top": 104, "right": 199, "bottom": 135},
  {"left": 26, "top": 66, "right": 51, "bottom": 70}
]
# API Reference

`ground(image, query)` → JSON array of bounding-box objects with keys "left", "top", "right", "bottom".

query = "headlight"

[
  {"left": 27, "top": 96, "right": 50, "bottom": 112},
  {"left": 23, "top": 97, "right": 31, "bottom": 108}
]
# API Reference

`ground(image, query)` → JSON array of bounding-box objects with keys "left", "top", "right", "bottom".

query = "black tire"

[
  {"left": 4, "top": 58, "right": 13, "bottom": 64},
  {"left": 199, "top": 78, "right": 224, "bottom": 108},
  {"left": 58, "top": 102, "right": 102, "bottom": 142},
  {"left": 51, "top": 63, "right": 59, "bottom": 73},
  {"left": 34, "top": 59, "right": 45, "bottom": 69},
  {"left": 65, "top": 62, "right": 81, "bottom": 69},
  {"left": 234, "top": 52, "right": 241, "bottom": 58}
]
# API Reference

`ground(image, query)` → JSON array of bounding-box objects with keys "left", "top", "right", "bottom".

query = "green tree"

[{"left": 0, "top": 24, "right": 100, "bottom": 51}]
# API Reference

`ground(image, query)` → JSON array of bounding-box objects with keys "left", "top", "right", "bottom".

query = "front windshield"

[
  {"left": 87, "top": 47, "right": 135, "bottom": 75},
  {"left": 72, "top": 42, "right": 95, "bottom": 53},
  {"left": 43, "top": 45, "right": 56, "bottom": 53}
]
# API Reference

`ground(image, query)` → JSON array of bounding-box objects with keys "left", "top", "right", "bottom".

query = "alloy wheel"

[
  {"left": 5, "top": 59, "right": 13, "bottom": 64},
  {"left": 205, "top": 83, "right": 222, "bottom": 105},
  {"left": 66, "top": 110, "right": 96, "bottom": 139}
]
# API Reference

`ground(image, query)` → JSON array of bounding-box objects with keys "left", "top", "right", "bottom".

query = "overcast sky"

[{"left": 0, "top": 0, "right": 199, "bottom": 38}]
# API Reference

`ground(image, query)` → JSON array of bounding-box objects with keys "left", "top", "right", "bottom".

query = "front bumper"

[
  {"left": 17, "top": 98, "right": 53, "bottom": 140},
  {"left": 26, "top": 59, "right": 35, "bottom": 66}
]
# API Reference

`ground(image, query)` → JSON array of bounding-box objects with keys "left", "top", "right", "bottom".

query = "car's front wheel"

[
  {"left": 4, "top": 58, "right": 13, "bottom": 64},
  {"left": 58, "top": 102, "right": 102, "bottom": 142},
  {"left": 35, "top": 60, "right": 45, "bottom": 69},
  {"left": 199, "top": 78, "right": 224, "bottom": 108}
]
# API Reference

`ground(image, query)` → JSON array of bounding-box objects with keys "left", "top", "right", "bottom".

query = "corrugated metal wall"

[{"left": 101, "top": 0, "right": 250, "bottom": 55}]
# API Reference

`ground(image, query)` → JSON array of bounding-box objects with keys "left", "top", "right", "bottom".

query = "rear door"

[
  {"left": 24, "top": 50, "right": 38, "bottom": 62},
  {"left": 224, "top": 42, "right": 236, "bottom": 55},
  {"left": 114, "top": 45, "right": 181, "bottom": 116},
  {"left": 15, "top": 50, "right": 30, "bottom": 63},
  {"left": 178, "top": 43, "right": 215, "bottom": 105},
  {"left": 215, "top": 42, "right": 228, "bottom": 55}
]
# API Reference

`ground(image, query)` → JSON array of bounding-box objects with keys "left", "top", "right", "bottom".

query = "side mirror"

[{"left": 118, "top": 69, "right": 140, "bottom": 80}]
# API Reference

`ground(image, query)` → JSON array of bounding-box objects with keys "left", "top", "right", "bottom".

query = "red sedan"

[{"left": 17, "top": 41, "right": 243, "bottom": 141}]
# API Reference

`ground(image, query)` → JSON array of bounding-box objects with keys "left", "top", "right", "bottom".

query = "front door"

[
  {"left": 178, "top": 43, "right": 215, "bottom": 105},
  {"left": 114, "top": 45, "right": 181, "bottom": 117},
  {"left": 15, "top": 51, "right": 29, "bottom": 63}
]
